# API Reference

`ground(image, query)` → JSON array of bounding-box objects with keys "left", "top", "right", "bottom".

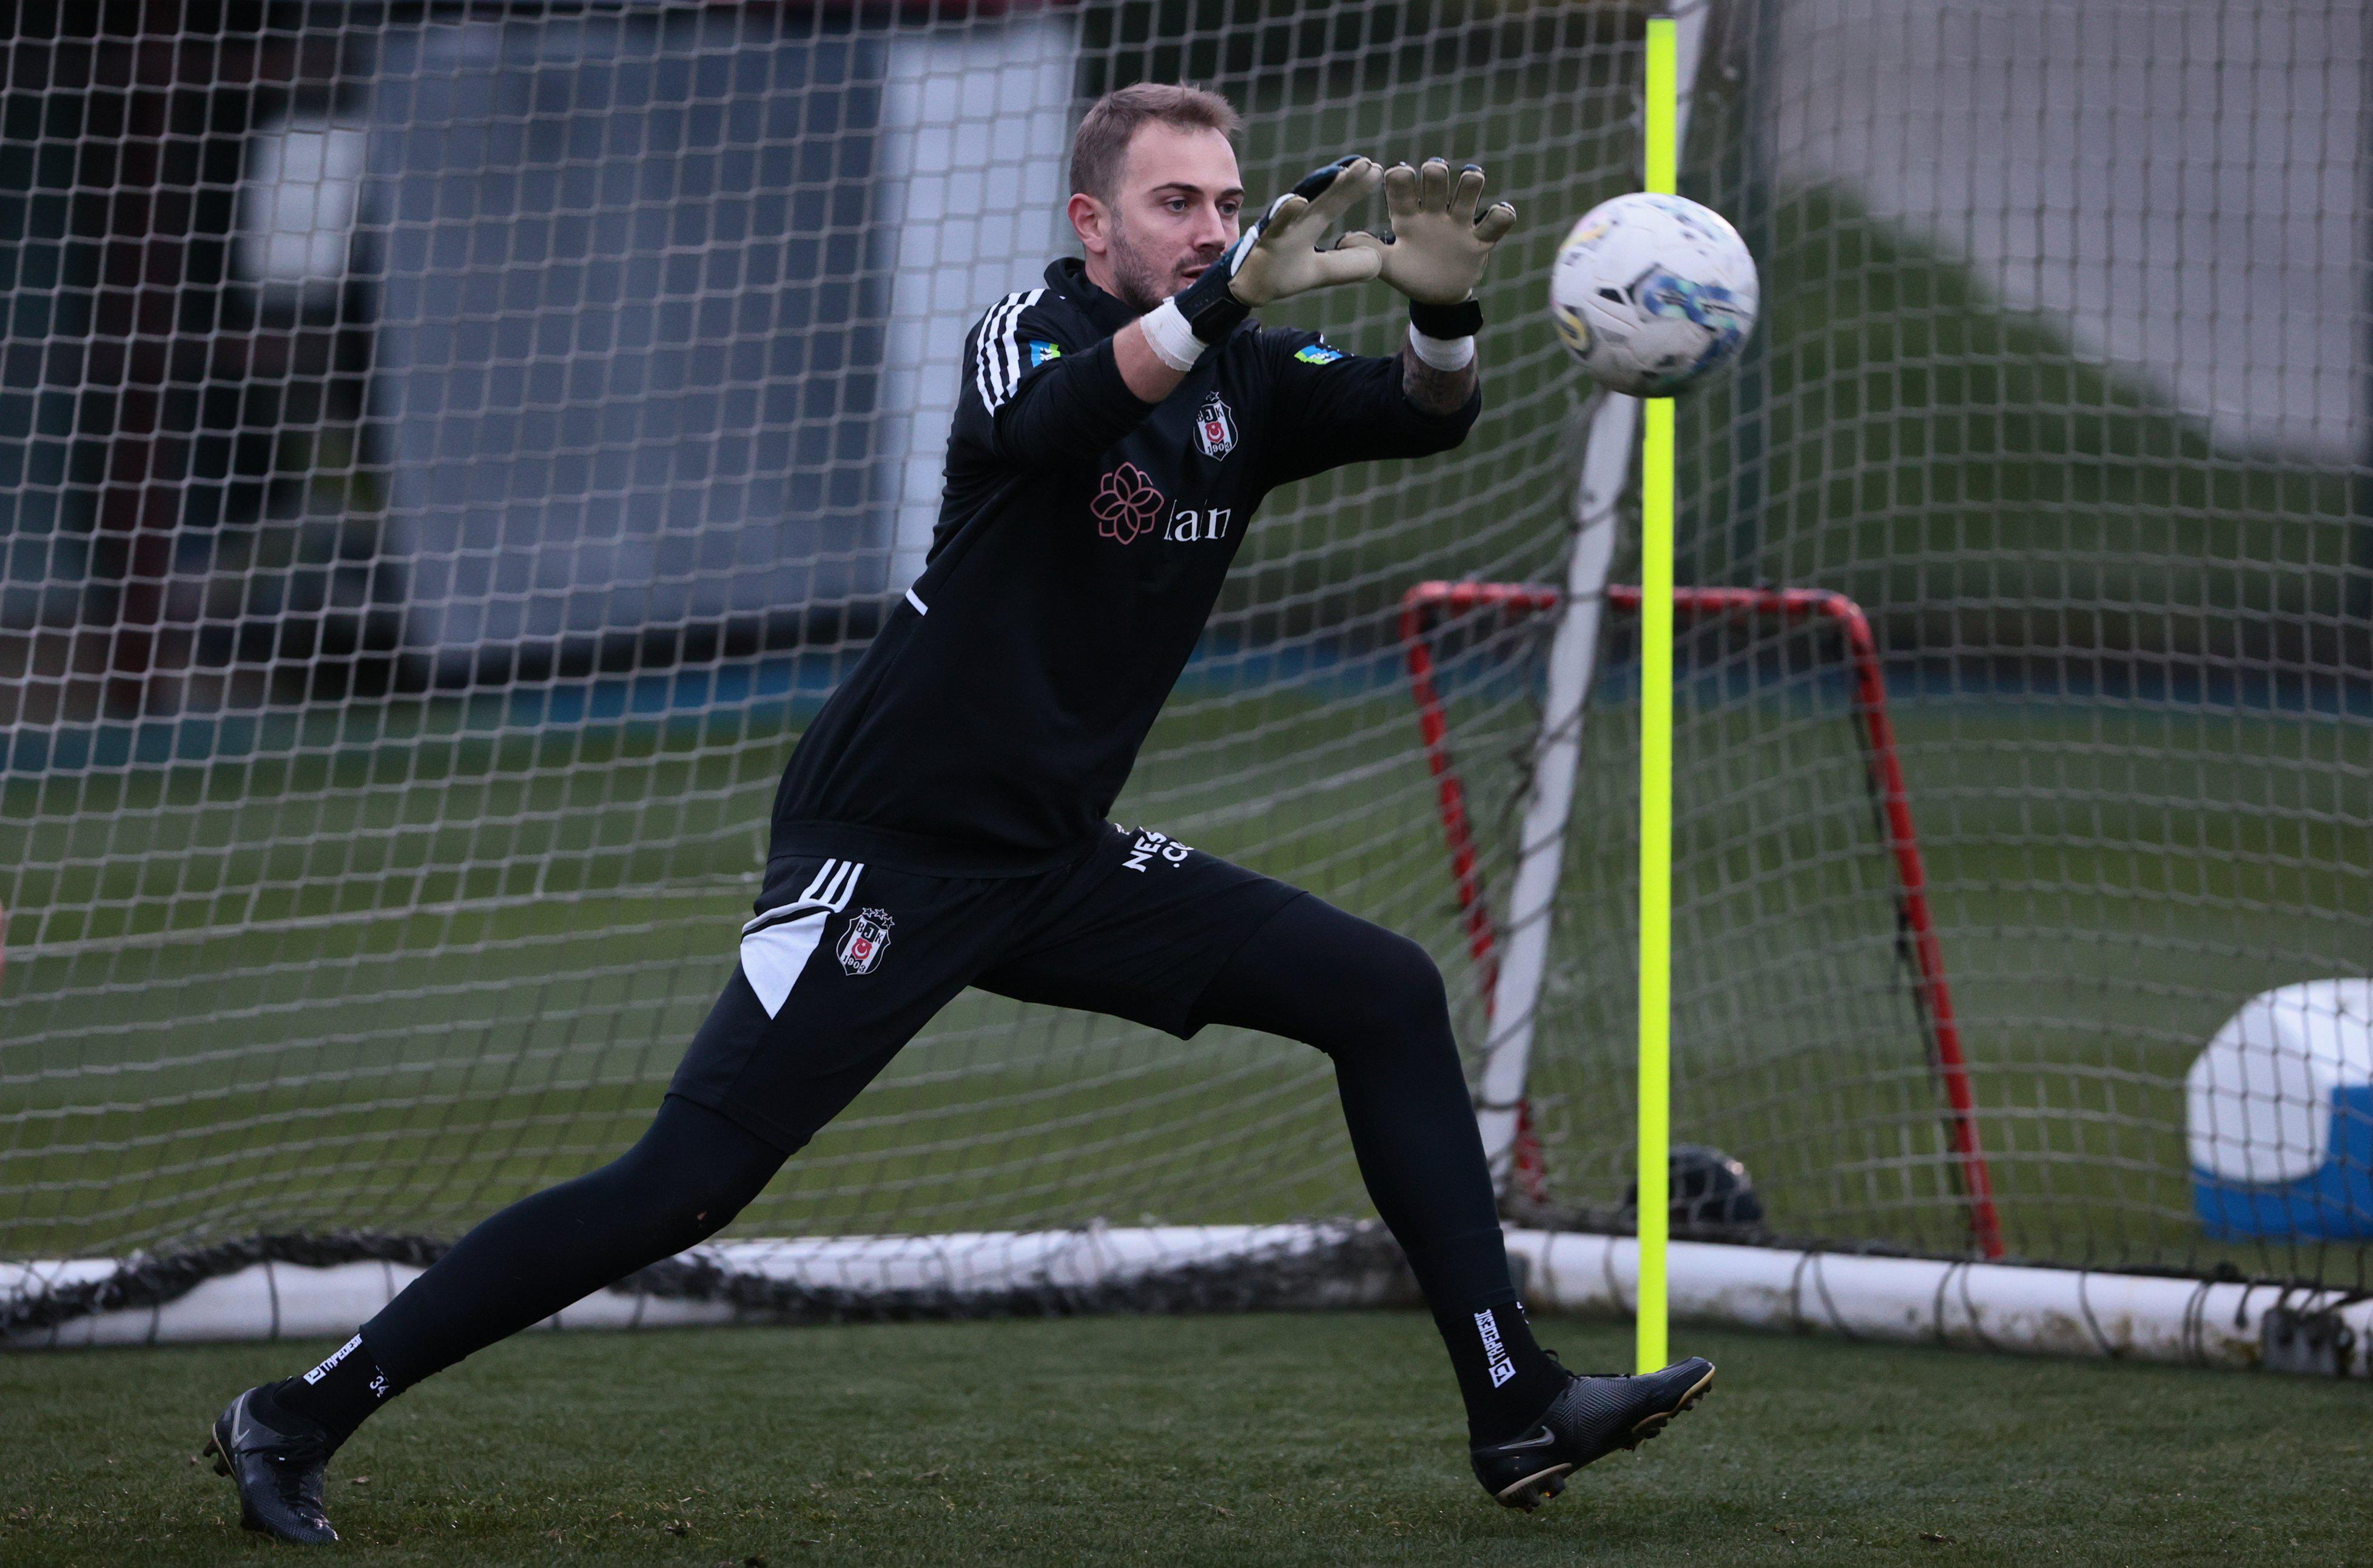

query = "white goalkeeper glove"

[
  {"left": 1146, "top": 156, "right": 1385, "bottom": 368},
  {"left": 1342, "top": 158, "right": 1518, "bottom": 306}
]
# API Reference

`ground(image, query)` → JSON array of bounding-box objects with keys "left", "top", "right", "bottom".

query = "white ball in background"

[
  {"left": 1548, "top": 192, "right": 1760, "bottom": 397},
  {"left": 2186, "top": 978, "right": 2373, "bottom": 1239}
]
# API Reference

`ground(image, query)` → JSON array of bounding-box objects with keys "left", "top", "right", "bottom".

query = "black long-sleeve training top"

[{"left": 769, "top": 255, "right": 1483, "bottom": 877}]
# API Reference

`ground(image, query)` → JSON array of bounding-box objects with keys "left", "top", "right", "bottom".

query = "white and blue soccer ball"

[{"left": 1548, "top": 192, "right": 1759, "bottom": 397}]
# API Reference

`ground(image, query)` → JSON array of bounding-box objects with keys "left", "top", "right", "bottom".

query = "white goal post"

[{"left": 15, "top": 1226, "right": 2369, "bottom": 1381}]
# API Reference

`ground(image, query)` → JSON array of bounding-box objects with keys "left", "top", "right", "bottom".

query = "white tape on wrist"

[
  {"left": 1140, "top": 298, "right": 1207, "bottom": 372},
  {"left": 1408, "top": 323, "right": 1476, "bottom": 372}
]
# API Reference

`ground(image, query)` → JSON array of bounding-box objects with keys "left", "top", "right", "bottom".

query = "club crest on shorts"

[
  {"left": 1193, "top": 394, "right": 1237, "bottom": 460},
  {"left": 836, "top": 908, "right": 894, "bottom": 975}
]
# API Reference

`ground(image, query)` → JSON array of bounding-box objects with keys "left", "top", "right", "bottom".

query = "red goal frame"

[{"left": 1400, "top": 580, "right": 2006, "bottom": 1259}]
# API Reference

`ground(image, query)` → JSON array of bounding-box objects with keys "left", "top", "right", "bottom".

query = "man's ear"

[{"left": 1068, "top": 192, "right": 1109, "bottom": 256}]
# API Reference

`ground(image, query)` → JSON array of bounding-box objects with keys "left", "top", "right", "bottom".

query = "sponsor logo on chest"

[
  {"left": 1162, "top": 506, "right": 1231, "bottom": 542},
  {"left": 1092, "top": 462, "right": 1167, "bottom": 545},
  {"left": 1193, "top": 394, "right": 1237, "bottom": 461},
  {"left": 1092, "top": 462, "right": 1232, "bottom": 546}
]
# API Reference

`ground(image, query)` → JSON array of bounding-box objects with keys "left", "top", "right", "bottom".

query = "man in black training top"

[{"left": 204, "top": 83, "right": 1713, "bottom": 1543}]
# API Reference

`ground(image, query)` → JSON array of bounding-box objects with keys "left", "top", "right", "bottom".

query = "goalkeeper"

[{"left": 203, "top": 83, "right": 1711, "bottom": 1543}]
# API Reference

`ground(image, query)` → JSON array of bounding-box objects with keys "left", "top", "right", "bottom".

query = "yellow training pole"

[{"left": 1635, "top": 13, "right": 1679, "bottom": 1377}]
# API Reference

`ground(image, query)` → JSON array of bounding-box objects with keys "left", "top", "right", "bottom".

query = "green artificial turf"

[{"left": 4, "top": 1313, "right": 2367, "bottom": 1566}]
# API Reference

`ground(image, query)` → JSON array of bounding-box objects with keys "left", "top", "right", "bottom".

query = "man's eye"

[{"left": 1166, "top": 200, "right": 1188, "bottom": 213}]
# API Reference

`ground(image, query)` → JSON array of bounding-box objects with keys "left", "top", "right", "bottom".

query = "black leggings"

[
  {"left": 363, "top": 1099, "right": 784, "bottom": 1385},
  {"left": 363, "top": 893, "right": 1512, "bottom": 1387},
  {"left": 1187, "top": 893, "right": 1516, "bottom": 1317}
]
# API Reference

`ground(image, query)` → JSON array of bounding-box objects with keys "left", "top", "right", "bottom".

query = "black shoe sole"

[{"left": 1493, "top": 1362, "right": 1717, "bottom": 1512}]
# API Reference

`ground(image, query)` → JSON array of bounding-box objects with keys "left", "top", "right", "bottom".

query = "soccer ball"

[{"left": 1548, "top": 192, "right": 1759, "bottom": 397}]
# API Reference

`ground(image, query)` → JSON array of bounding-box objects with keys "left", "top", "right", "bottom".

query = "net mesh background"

[{"left": 1, "top": 1, "right": 2368, "bottom": 1296}]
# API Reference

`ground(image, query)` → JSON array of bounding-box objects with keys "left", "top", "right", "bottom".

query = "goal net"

[{"left": 5, "top": 0, "right": 2370, "bottom": 1342}]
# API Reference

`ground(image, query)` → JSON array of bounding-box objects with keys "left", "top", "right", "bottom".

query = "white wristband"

[
  {"left": 1140, "top": 298, "right": 1207, "bottom": 373},
  {"left": 1408, "top": 323, "right": 1476, "bottom": 372}
]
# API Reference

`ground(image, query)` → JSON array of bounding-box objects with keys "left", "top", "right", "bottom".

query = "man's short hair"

[{"left": 1069, "top": 83, "right": 1242, "bottom": 206}]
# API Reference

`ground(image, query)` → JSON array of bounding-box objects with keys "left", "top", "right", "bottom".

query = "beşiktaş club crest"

[
  {"left": 1193, "top": 394, "right": 1237, "bottom": 460},
  {"left": 837, "top": 908, "right": 894, "bottom": 975}
]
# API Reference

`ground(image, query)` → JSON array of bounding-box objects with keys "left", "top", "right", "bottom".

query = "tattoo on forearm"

[{"left": 1402, "top": 343, "right": 1478, "bottom": 416}]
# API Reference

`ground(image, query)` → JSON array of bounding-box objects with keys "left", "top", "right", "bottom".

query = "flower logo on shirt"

[{"left": 1091, "top": 462, "right": 1168, "bottom": 545}]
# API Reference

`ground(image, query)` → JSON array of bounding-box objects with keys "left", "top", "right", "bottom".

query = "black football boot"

[
  {"left": 1470, "top": 1356, "right": 1715, "bottom": 1510},
  {"left": 201, "top": 1385, "right": 340, "bottom": 1544}
]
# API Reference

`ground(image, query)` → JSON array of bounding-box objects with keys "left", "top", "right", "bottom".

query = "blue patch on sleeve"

[
  {"left": 1293, "top": 342, "right": 1346, "bottom": 365},
  {"left": 1027, "top": 340, "right": 1063, "bottom": 368}
]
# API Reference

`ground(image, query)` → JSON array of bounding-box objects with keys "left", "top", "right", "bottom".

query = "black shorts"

[{"left": 666, "top": 824, "right": 1307, "bottom": 1154}]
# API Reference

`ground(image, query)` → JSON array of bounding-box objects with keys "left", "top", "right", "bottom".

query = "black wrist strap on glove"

[
  {"left": 1409, "top": 297, "right": 1484, "bottom": 339},
  {"left": 1173, "top": 265, "right": 1251, "bottom": 345}
]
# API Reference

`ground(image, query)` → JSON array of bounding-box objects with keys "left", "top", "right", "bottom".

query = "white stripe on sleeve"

[
  {"left": 972, "top": 298, "right": 1012, "bottom": 411},
  {"left": 974, "top": 288, "right": 1046, "bottom": 414}
]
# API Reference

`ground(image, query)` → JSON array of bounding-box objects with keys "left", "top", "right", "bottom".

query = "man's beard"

[{"left": 1106, "top": 221, "right": 1199, "bottom": 315}]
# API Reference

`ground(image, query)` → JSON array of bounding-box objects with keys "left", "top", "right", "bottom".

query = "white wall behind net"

[{"left": 1776, "top": 0, "right": 2368, "bottom": 460}]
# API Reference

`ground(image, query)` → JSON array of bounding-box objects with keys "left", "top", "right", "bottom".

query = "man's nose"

[{"left": 1191, "top": 203, "right": 1234, "bottom": 252}]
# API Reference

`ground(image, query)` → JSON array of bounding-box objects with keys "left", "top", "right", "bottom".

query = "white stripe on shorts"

[
  {"left": 737, "top": 858, "right": 864, "bottom": 1018},
  {"left": 742, "top": 858, "right": 863, "bottom": 937}
]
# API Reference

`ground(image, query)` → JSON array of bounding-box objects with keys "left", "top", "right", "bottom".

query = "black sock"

[
  {"left": 1432, "top": 1299, "right": 1567, "bottom": 1444},
  {"left": 266, "top": 1332, "right": 401, "bottom": 1451}
]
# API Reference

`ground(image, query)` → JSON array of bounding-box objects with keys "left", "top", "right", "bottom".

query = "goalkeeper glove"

[
  {"left": 1347, "top": 158, "right": 1518, "bottom": 306},
  {"left": 1147, "top": 156, "right": 1384, "bottom": 368},
  {"left": 1342, "top": 159, "right": 1515, "bottom": 364}
]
